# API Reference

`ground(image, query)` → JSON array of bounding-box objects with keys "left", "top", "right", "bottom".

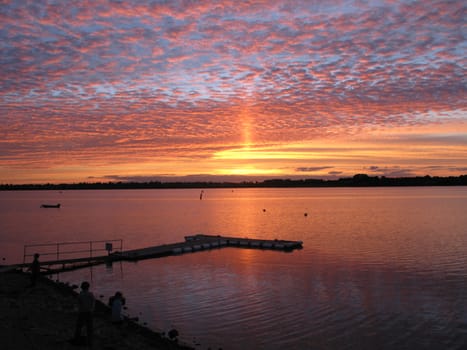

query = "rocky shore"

[{"left": 0, "top": 269, "right": 194, "bottom": 350}]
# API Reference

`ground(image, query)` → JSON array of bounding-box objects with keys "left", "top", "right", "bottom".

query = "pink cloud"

[{"left": 0, "top": 0, "right": 465, "bottom": 182}]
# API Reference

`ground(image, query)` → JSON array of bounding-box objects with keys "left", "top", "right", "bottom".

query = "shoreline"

[
  {"left": 0, "top": 269, "right": 194, "bottom": 350},
  {"left": 1, "top": 174, "right": 466, "bottom": 190}
]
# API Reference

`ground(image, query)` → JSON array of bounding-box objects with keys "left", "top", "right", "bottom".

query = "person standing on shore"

[
  {"left": 108, "top": 291, "right": 126, "bottom": 324},
  {"left": 73, "top": 281, "right": 95, "bottom": 346},
  {"left": 29, "top": 253, "right": 40, "bottom": 287}
]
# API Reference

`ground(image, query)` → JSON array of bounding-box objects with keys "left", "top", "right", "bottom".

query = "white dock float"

[{"left": 184, "top": 234, "right": 303, "bottom": 252}]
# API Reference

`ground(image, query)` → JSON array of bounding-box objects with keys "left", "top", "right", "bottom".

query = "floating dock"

[
  {"left": 120, "top": 234, "right": 303, "bottom": 261},
  {"left": 12, "top": 234, "right": 303, "bottom": 274}
]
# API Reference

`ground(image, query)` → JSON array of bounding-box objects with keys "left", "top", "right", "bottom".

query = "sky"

[{"left": 1, "top": 0, "right": 466, "bottom": 184}]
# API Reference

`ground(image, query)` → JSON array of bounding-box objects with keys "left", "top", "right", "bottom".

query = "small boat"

[{"left": 40, "top": 203, "right": 61, "bottom": 208}]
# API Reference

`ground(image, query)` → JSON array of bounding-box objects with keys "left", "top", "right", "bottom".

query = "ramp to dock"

[{"left": 13, "top": 234, "right": 303, "bottom": 274}]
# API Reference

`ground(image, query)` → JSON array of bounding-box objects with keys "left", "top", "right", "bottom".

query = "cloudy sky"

[{"left": 1, "top": 0, "right": 466, "bottom": 184}]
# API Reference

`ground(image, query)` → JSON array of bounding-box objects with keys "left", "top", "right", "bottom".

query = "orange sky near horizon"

[{"left": 0, "top": 1, "right": 466, "bottom": 184}]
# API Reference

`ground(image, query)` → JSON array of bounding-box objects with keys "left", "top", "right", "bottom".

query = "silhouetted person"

[
  {"left": 29, "top": 253, "right": 40, "bottom": 287},
  {"left": 108, "top": 291, "right": 126, "bottom": 324},
  {"left": 73, "top": 281, "right": 95, "bottom": 346}
]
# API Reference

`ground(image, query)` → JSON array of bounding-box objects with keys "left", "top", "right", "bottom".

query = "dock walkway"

[
  {"left": 121, "top": 234, "right": 303, "bottom": 260},
  {"left": 12, "top": 235, "right": 303, "bottom": 273}
]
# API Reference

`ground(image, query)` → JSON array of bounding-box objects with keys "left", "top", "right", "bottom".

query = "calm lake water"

[{"left": 1, "top": 187, "right": 467, "bottom": 349}]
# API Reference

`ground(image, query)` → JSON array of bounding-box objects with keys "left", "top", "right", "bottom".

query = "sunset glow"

[{"left": 0, "top": 0, "right": 466, "bottom": 184}]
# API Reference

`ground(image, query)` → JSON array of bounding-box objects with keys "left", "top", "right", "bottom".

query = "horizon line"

[{"left": 1, "top": 174, "right": 466, "bottom": 188}]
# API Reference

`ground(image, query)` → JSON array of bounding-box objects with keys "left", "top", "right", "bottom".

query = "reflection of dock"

[{"left": 14, "top": 235, "right": 303, "bottom": 274}]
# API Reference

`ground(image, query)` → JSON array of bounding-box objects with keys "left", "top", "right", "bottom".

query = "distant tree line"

[{"left": 1, "top": 174, "right": 466, "bottom": 191}]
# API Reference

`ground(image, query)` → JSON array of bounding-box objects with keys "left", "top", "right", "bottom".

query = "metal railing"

[{"left": 23, "top": 239, "right": 123, "bottom": 264}]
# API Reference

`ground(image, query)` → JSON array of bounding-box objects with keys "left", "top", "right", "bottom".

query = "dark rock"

[{"left": 168, "top": 328, "right": 179, "bottom": 339}]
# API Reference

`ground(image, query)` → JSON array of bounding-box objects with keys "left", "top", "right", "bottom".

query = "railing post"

[
  {"left": 90, "top": 241, "right": 92, "bottom": 258},
  {"left": 56, "top": 243, "right": 60, "bottom": 261}
]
